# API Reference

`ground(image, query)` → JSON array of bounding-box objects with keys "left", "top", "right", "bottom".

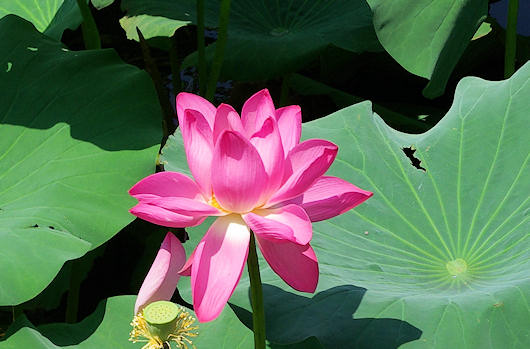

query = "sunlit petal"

[
  {"left": 243, "top": 204, "right": 311, "bottom": 245},
  {"left": 268, "top": 139, "right": 338, "bottom": 205},
  {"left": 191, "top": 215, "right": 250, "bottom": 322},
  {"left": 257, "top": 238, "right": 318, "bottom": 293},
  {"left": 275, "top": 105, "right": 301, "bottom": 156},
  {"left": 212, "top": 131, "right": 268, "bottom": 213},
  {"left": 134, "top": 232, "right": 186, "bottom": 314},
  {"left": 283, "top": 176, "right": 373, "bottom": 221}
]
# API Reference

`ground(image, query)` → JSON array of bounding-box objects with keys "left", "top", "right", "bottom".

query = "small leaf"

[
  {"left": 119, "top": 14, "right": 189, "bottom": 41},
  {"left": 91, "top": 0, "right": 114, "bottom": 10},
  {"left": 366, "top": 0, "right": 488, "bottom": 98}
]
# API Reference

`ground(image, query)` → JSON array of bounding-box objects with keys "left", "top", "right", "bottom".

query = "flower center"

[{"left": 210, "top": 194, "right": 230, "bottom": 213}]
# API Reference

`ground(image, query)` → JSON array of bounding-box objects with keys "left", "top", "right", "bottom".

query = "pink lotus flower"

[
  {"left": 129, "top": 90, "right": 372, "bottom": 322},
  {"left": 134, "top": 232, "right": 186, "bottom": 314}
]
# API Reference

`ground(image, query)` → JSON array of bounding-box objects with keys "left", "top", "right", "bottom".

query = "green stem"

[
  {"left": 170, "top": 34, "right": 182, "bottom": 97},
  {"left": 76, "top": 0, "right": 101, "bottom": 50},
  {"left": 197, "top": 0, "right": 207, "bottom": 96},
  {"left": 136, "top": 28, "right": 175, "bottom": 146},
  {"left": 279, "top": 75, "right": 290, "bottom": 107},
  {"left": 504, "top": 0, "right": 519, "bottom": 78},
  {"left": 205, "top": 0, "right": 232, "bottom": 101},
  {"left": 247, "top": 233, "right": 266, "bottom": 349}
]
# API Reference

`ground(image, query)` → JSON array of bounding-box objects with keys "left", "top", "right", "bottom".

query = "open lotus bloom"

[
  {"left": 130, "top": 89, "right": 373, "bottom": 322},
  {"left": 134, "top": 232, "right": 186, "bottom": 315}
]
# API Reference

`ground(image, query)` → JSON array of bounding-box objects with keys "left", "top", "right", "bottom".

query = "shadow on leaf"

[
  {"left": 231, "top": 284, "right": 422, "bottom": 349},
  {"left": 0, "top": 16, "right": 161, "bottom": 151}
]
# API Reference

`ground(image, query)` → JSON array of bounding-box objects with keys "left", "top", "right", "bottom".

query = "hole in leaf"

[
  {"left": 402, "top": 146, "right": 426, "bottom": 171},
  {"left": 31, "top": 224, "right": 39, "bottom": 228},
  {"left": 49, "top": 226, "right": 55, "bottom": 229}
]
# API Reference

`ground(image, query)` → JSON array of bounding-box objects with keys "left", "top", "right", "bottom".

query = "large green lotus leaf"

[
  {"left": 366, "top": 0, "right": 488, "bottom": 98},
  {"left": 0, "top": 296, "right": 268, "bottom": 348},
  {"left": 0, "top": 15, "right": 161, "bottom": 306},
  {"left": 0, "top": 297, "right": 137, "bottom": 349},
  {"left": 121, "top": 0, "right": 381, "bottom": 80},
  {"left": 0, "top": 0, "right": 85, "bottom": 40},
  {"left": 161, "top": 62, "right": 530, "bottom": 347}
]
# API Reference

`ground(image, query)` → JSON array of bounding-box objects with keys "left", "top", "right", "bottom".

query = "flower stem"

[
  {"left": 504, "top": 0, "right": 519, "bottom": 78},
  {"left": 247, "top": 232, "right": 266, "bottom": 349},
  {"left": 169, "top": 34, "right": 182, "bottom": 97},
  {"left": 136, "top": 27, "right": 174, "bottom": 145},
  {"left": 76, "top": 0, "right": 101, "bottom": 50},
  {"left": 197, "top": 0, "right": 207, "bottom": 96},
  {"left": 205, "top": 0, "right": 232, "bottom": 101}
]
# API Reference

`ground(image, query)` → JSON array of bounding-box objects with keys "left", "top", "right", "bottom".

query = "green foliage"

[
  {"left": 1, "top": 297, "right": 137, "bottom": 348},
  {"left": 285, "top": 73, "right": 431, "bottom": 133},
  {"left": 0, "top": 0, "right": 85, "bottom": 40},
  {"left": 0, "top": 296, "right": 259, "bottom": 348},
  {"left": 119, "top": 14, "right": 189, "bottom": 41},
  {"left": 121, "top": 0, "right": 381, "bottom": 80},
  {"left": 366, "top": 0, "right": 488, "bottom": 98},
  {"left": 0, "top": 15, "right": 161, "bottom": 306},
  {"left": 0, "top": 2, "right": 528, "bottom": 346},
  {"left": 162, "top": 63, "right": 530, "bottom": 348},
  {"left": 90, "top": 0, "right": 114, "bottom": 10}
]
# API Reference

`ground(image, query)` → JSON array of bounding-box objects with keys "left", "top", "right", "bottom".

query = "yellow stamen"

[
  {"left": 210, "top": 195, "right": 228, "bottom": 213},
  {"left": 129, "top": 306, "right": 198, "bottom": 349}
]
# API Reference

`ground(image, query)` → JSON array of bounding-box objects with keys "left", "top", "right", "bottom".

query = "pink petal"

[
  {"left": 129, "top": 172, "right": 203, "bottom": 200},
  {"left": 249, "top": 117, "right": 284, "bottom": 197},
  {"left": 134, "top": 232, "right": 186, "bottom": 314},
  {"left": 241, "top": 89, "right": 276, "bottom": 137},
  {"left": 256, "top": 237, "right": 318, "bottom": 293},
  {"left": 268, "top": 139, "right": 338, "bottom": 205},
  {"left": 275, "top": 105, "right": 301, "bottom": 156},
  {"left": 242, "top": 204, "right": 312, "bottom": 245},
  {"left": 285, "top": 176, "right": 373, "bottom": 222},
  {"left": 130, "top": 203, "right": 206, "bottom": 228},
  {"left": 178, "top": 250, "right": 195, "bottom": 277},
  {"left": 182, "top": 110, "right": 214, "bottom": 198},
  {"left": 176, "top": 92, "right": 216, "bottom": 129},
  {"left": 212, "top": 131, "right": 268, "bottom": 213},
  {"left": 191, "top": 215, "right": 250, "bottom": 322},
  {"left": 213, "top": 103, "right": 245, "bottom": 144},
  {"left": 140, "top": 197, "right": 224, "bottom": 217}
]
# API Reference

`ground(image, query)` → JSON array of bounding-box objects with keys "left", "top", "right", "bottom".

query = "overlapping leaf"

[
  {"left": 366, "top": 0, "right": 488, "bottom": 98},
  {"left": 0, "top": 296, "right": 261, "bottom": 348},
  {"left": 121, "top": 0, "right": 381, "bottom": 80},
  {"left": 0, "top": 0, "right": 84, "bottom": 40},
  {"left": 0, "top": 15, "right": 161, "bottom": 306},
  {"left": 91, "top": 0, "right": 114, "bottom": 10},
  {"left": 162, "top": 63, "right": 530, "bottom": 348}
]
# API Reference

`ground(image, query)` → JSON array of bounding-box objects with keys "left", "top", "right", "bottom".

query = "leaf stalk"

[
  {"left": 247, "top": 232, "right": 266, "bottom": 349},
  {"left": 504, "top": 0, "right": 519, "bottom": 78},
  {"left": 76, "top": 0, "right": 101, "bottom": 50},
  {"left": 205, "top": 0, "right": 232, "bottom": 101}
]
